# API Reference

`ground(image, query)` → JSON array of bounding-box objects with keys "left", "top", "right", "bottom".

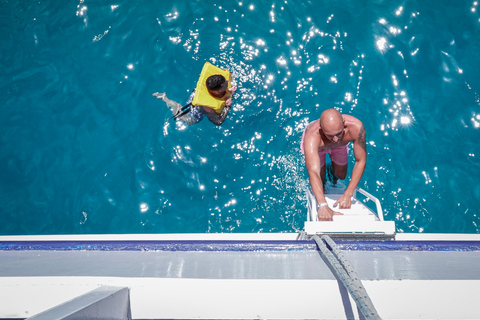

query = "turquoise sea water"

[{"left": 1, "top": 0, "right": 479, "bottom": 235}]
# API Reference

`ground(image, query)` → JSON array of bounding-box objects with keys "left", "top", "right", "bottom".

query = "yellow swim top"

[{"left": 192, "top": 62, "right": 232, "bottom": 114}]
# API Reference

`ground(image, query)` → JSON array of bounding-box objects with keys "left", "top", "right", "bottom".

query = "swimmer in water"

[
  {"left": 153, "top": 65, "right": 237, "bottom": 125},
  {"left": 301, "top": 108, "right": 367, "bottom": 221}
]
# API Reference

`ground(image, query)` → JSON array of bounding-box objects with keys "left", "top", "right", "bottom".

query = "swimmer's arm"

[
  {"left": 203, "top": 105, "right": 231, "bottom": 125},
  {"left": 225, "top": 97, "right": 233, "bottom": 108},
  {"left": 225, "top": 85, "right": 237, "bottom": 106},
  {"left": 225, "top": 71, "right": 237, "bottom": 94},
  {"left": 305, "top": 141, "right": 342, "bottom": 220},
  {"left": 304, "top": 137, "right": 327, "bottom": 205},
  {"left": 344, "top": 124, "right": 367, "bottom": 197}
]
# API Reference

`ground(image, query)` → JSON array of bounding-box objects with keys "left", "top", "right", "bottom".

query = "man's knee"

[
  {"left": 333, "top": 164, "right": 347, "bottom": 180},
  {"left": 336, "top": 171, "right": 347, "bottom": 180}
]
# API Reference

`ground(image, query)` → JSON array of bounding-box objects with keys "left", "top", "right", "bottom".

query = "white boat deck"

[
  {"left": 1, "top": 187, "right": 479, "bottom": 319},
  {"left": 1, "top": 235, "right": 480, "bottom": 319}
]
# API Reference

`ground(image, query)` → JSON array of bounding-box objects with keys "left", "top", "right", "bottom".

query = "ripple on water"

[{"left": 0, "top": 0, "right": 479, "bottom": 234}]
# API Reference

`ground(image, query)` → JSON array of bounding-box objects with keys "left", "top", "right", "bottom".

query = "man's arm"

[
  {"left": 305, "top": 145, "right": 326, "bottom": 204},
  {"left": 203, "top": 85, "right": 236, "bottom": 125},
  {"left": 203, "top": 105, "right": 231, "bottom": 125},
  {"left": 304, "top": 132, "right": 342, "bottom": 221},
  {"left": 334, "top": 124, "right": 367, "bottom": 208}
]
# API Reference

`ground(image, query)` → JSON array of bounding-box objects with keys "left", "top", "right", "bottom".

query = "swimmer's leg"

[
  {"left": 326, "top": 163, "right": 340, "bottom": 186},
  {"left": 331, "top": 162, "right": 347, "bottom": 181},
  {"left": 177, "top": 112, "right": 197, "bottom": 126},
  {"left": 330, "top": 145, "right": 348, "bottom": 181},
  {"left": 152, "top": 92, "right": 183, "bottom": 117}
]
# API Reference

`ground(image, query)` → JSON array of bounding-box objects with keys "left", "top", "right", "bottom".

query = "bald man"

[{"left": 301, "top": 108, "right": 367, "bottom": 221}]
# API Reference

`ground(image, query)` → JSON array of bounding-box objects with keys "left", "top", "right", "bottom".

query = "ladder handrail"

[
  {"left": 305, "top": 186, "right": 384, "bottom": 221},
  {"left": 355, "top": 187, "right": 384, "bottom": 221}
]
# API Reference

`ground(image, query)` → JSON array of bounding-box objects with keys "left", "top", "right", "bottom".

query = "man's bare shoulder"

[
  {"left": 304, "top": 121, "right": 321, "bottom": 141},
  {"left": 343, "top": 115, "right": 365, "bottom": 137},
  {"left": 343, "top": 115, "right": 366, "bottom": 153},
  {"left": 305, "top": 120, "right": 319, "bottom": 133},
  {"left": 343, "top": 114, "right": 363, "bottom": 126},
  {"left": 303, "top": 120, "right": 323, "bottom": 151}
]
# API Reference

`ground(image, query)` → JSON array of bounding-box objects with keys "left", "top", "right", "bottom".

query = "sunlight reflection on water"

[{"left": 1, "top": 0, "right": 479, "bottom": 235}]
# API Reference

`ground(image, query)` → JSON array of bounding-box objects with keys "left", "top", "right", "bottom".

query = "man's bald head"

[{"left": 320, "top": 108, "right": 343, "bottom": 135}]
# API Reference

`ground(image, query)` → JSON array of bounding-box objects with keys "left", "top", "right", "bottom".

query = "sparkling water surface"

[{"left": 1, "top": 0, "right": 479, "bottom": 235}]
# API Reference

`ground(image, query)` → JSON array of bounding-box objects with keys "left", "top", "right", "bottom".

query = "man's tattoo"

[{"left": 358, "top": 125, "right": 367, "bottom": 153}]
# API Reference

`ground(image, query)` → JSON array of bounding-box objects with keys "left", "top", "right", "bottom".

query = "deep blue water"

[{"left": 1, "top": 0, "right": 479, "bottom": 235}]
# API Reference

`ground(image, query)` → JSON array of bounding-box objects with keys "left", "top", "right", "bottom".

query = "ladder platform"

[{"left": 304, "top": 184, "right": 396, "bottom": 236}]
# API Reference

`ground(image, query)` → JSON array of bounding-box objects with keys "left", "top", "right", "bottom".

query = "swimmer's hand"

[
  {"left": 317, "top": 205, "right": 342, "bottom": 221},
  {"left": 226, "top": 85, "right": 236, "bottom": 107},
  {"left": 153, "top": 92, "right": 165, "bottom": 99},
  {"left": 333, "top": 193, "right": 352, "bottom": 209}
]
